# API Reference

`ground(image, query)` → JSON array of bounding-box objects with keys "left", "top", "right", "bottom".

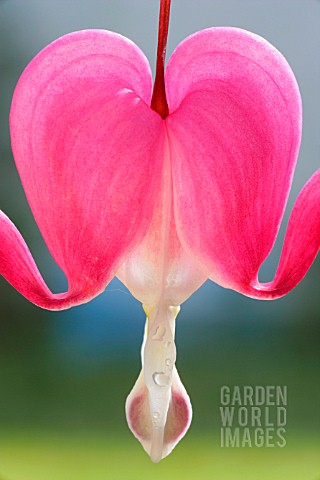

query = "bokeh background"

[{"left": 0, "top": 1, "right": 319, "bottom": 479}]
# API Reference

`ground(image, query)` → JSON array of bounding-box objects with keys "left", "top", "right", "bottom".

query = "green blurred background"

[{"left": 0, "top": 1, "right": 319, "bottom": 479}]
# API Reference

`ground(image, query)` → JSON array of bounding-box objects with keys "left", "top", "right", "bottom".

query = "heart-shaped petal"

[
  {"left": 165, "top": 27, "right": 310, "bottom": 298},
  {"left": 4, "top": 30, "right": 165, "bottom": 308}
]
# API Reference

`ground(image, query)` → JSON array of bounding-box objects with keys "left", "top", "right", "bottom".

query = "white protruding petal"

[{"left": 125, "top": 305, "right": 192, "bottom": 461}]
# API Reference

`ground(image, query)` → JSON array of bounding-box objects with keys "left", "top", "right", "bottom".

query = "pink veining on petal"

[
  {"left": 165, "top": 27, "right": 318, "bottom": 299},
  {"left": 3, "top": 30, "right": 165, "bottom": 309}
]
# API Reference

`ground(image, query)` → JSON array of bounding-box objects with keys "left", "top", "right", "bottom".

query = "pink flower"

[{"left": 1, "top": 1, "right": 319, "bottom": 462}]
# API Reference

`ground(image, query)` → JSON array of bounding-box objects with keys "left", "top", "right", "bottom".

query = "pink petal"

[
  {"left": 5, "top": 30, "right": 165, "bottom": 308},
  {"left": 250, "top": 170, "right": 320, "bottom": 298},
  {"left": 0, "top": 211, "right": 69, "bottom": 309},
  {"left": 166, "top": 27, "right": 310, "bottom": 298}
]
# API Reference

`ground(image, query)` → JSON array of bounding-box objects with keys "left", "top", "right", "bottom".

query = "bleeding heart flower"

[{"left": 1, "top": 0, "right": 319, "bottom": 462}]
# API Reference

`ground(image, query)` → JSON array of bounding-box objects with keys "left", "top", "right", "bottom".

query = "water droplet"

[
  {"left": 152, "top": 372, "right": 170, "bottom": 387},
  {"left": 165, "top": 358, "right": 173, "bottom": 368},
  {"left": 152, "top": 324, "right": 166, "bottom": 341},
  {"left": 152, "top": 411, "right": 160, "bottom": 419}
]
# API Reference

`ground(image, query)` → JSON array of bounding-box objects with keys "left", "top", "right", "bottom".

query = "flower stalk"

[{"left": 151, "top": 0, "right": 171, "bottom": 118}]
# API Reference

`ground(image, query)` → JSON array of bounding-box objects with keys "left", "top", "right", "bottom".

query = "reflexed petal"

[
  {"left": 250, "top": 170, "right": 320, "bottom": 298},
  {"left": 5, "top": 30, "right": 165, "bottom": 308},
  {"left": 166, "top": 27, "right": 305, "bottom": 297},
  {"left": 0, "top": 211, "right": 71, "bottom": 309}
]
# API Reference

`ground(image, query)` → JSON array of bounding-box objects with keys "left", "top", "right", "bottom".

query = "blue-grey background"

[{"left": 0, "top": 1, "right": 319, "bottom": 479}]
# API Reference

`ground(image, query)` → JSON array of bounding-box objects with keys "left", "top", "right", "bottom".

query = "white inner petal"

[
  {"left": 117, "top": 126, "right": 208, "bottom": 306},
  {"left": 143, "top": 305, "right": 177, "bottom": 462}
]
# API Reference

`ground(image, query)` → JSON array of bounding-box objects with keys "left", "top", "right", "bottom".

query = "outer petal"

[
  {"left": 166, "top": 27, "right": 310, "bottom": 298},
  {"left": 4, "top": 30, "right": 164, "bottom": 309},
  {"left": 0, "top": 211, "right": 70, "bottom": 309},
  {"left": 250, "top": 170, "right": 320, "bottom": 299}
]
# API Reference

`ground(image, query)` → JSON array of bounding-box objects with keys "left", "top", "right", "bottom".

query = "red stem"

[{"left": 151, "top": 0, "right": 171, "bottom": 119}]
